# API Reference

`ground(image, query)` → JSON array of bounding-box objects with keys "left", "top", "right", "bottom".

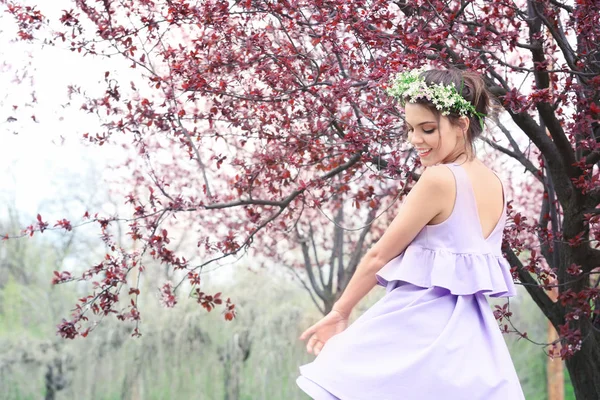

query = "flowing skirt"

[{"left": 297, "top": 281, "right": 525, "bottom": 400}]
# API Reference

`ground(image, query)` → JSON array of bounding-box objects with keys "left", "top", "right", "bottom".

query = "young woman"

[{"left": 297, "top": 68, "right": 525, "bottom": 399}]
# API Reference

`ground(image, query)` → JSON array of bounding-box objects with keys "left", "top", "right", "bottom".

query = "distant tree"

[
  {"left": 3, "top": 1, "right": 600, "bottom": 398},
  {"left": 265, "top": 189, "right": 396, "bottom": 315},
  {"left": 0, "top": 215, "right": 76, "bottom": 400}
]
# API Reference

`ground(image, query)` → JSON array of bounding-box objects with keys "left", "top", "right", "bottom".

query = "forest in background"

[{"left": 0, "top": 223, "right": 574, "bottom": 400}]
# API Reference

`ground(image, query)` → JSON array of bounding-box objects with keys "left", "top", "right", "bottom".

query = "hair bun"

[{"left": 419, "top": 68, "right": 498, "bottom": 153}]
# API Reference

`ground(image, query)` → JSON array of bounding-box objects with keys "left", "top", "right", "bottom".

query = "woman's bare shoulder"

[{"left": 419, "top": 164, "right": 456, "bottom": 192}]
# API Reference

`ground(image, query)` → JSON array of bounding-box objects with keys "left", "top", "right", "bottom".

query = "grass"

[{"left": 0, "top": 267, "right": 575, "bottom": 399}]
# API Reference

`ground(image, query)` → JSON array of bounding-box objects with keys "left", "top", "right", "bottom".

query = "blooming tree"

[{"left": 2, "top": 0, "right": 600, "bottom": 397}]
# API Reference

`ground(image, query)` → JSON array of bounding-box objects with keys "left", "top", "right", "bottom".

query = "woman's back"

[
  {"left": 375, "top": 161, "right": 515, "bottom": 298},
  {"left": 428, "top": 160, "right": 505, "bottom": 242}
]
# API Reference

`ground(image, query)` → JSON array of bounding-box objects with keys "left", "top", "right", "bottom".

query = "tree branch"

[
  {"left": 537, "top": 165, "right": 562, "bottom": 274},
  {"left": 177, "top": 122, "right": 214, "bottom": 198},
  {"left": 287, "top": 264, "right": 325, "bottom": 315},
  {"left": 366, "top": 153, "right": 421, "bottom": 182},
  {"left": 527, "top": 1, "right": 577, "bottom": 175},
  {"left": 505, "top": 107, "right": 573, "bottom": 205},
  {"left": 537, "top": 102, "right": 576, "bottom": 174},
  {"left": 579, "top": 247, "right": 600, "bottom": 274},
  {"left": 308, "top": 221, "right": 322, "bottom": 283},
  {"left": 585, "top": 149, "right": 600, "bottom": 167},
  {"left": 483, "top": 59, "right": 574, "bottom": 193},
  {"left": 308, "top": 222, "right": 328, "bottom": 291},
  {"left": 297, "top": 227, "right": 326, "bottom": 302},
  {"left": 531, "top": 0, "right": 577, "bottom": 70},
  {"left": 480, "top": 133, "right": 542, "bottom": 183},
  {"left": 548, "top": 0, "right": 573, "bottom": 12},
  {"left": 342, "top": 206, "right": 379, "bottom": 290},
  {"left": 205, "top": 151, "right": 364, "bottom": 210},
  {"left": 335, "top": 205, "right": 344, "bottom": 293},
  {"left": 582, "top": 207, "right": 600, "bottom": 216},
  {"left": 503, "top": 244, "right": 563, "bottom": 328}
]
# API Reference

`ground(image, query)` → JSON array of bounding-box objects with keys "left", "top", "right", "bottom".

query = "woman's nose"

[{"left": 409, "top": 134, "right": 422, "bottom": 146}]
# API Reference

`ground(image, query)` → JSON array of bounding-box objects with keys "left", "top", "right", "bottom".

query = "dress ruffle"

[{"left": 376, "top": 245, "right": 517, "bottom": 298}]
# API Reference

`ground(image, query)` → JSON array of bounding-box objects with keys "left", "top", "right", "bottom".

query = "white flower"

[{"left": 387, "top": 68, "right": 485, "bottom": 127}]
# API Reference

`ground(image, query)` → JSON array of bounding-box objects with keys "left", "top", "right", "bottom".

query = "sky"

[{"left": 0, "top": 6, "right": 129, "bottom": 223}]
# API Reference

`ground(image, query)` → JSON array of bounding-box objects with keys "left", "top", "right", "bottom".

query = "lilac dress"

[{"left": 297, "top": 163, "right": 525, "bottom": 400}]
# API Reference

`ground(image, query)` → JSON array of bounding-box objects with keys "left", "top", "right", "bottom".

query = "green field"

[{"left": 0, "top": 262, "right": 575, "bottom": 400}]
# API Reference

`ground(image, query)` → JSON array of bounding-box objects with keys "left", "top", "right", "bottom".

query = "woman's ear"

[{"left": 457, "top": 116, "right": 470, "bottom": 135}]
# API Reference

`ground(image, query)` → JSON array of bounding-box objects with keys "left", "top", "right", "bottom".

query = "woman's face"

[{"left": 404, "top": 103, "right": 467, "bottom": 166}]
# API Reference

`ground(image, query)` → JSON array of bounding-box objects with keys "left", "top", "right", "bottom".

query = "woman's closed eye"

[{"left": 404, "top": 123, "right": 436, "bottom": 135}]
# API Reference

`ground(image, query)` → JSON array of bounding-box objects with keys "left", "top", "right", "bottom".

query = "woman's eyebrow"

[{"left": 405, "top": 121, "right": 437, "bottom": 128}]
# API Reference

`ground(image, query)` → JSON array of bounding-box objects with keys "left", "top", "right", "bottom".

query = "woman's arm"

[{"left": 332, "top": 165, "right": 453, "bottom": 317}]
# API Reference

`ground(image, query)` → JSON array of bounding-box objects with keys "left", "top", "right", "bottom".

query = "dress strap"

[{"left": 443, "top": 163, "right": 473, "bottom": 214}]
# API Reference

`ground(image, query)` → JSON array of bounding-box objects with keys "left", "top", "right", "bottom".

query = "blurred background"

[
  {"left": 0, "top": 2, "right": 575, "bottom": 399},
  {"left": 0, "top": 234, "right": 575, "bottom": 400}
]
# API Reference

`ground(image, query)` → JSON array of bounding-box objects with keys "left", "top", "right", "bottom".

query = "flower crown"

[{"left": 386, "top": 68, "right": 486, "bottom": 130}]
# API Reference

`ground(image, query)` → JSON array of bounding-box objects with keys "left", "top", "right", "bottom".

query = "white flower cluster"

[{"left": 386, "top": 68, "right": 485, "bottom": 128}]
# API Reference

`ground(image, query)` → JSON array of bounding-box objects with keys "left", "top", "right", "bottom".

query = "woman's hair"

[{"left": 407, "top": 68, "right": 498, "bottom": 156}]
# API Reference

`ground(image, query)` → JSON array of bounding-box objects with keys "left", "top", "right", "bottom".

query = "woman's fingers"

[
  {"left": 306, "top": 334, "right": 319, "bottom": 354},
  {"left": 314, "top": 341, "right": 324, "bottom": 356},
  {"left": 300, "top": 318, "right": 326, "bottom": 340},
  {"left": 300, "top": 312, "right": 347, "bottom": 355},
  {"left": 299, "top": 324, "right": 316, "bottom": 341}
]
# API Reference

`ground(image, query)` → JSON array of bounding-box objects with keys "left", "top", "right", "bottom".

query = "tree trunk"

[
  {"left": 44, "top": 367, "right": 56, "bottom": 400},
  {"left": 323, "top": 297, "right": 334, "bottom": 315},
  {"left": 564, "top": 334, "right": 600, "bottom": 400},
  {"left": 44, "top": 357, "right": 68, "bottom": 400},
  {"left": 556, "top": 209, "right": 600, "bottom": 400},
  {"left": 221, "top": 331, "right": 251, "bottom": 400},
  {"left": 546, "top": 287, "right": 564, "bottom": 400}
]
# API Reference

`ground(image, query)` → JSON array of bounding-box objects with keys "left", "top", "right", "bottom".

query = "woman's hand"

[{"left": 299, "top": 309, "right": 349, "bottom": 356}]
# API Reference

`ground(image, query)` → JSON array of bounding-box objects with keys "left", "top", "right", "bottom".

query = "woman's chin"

[{"left": 418, "top": 156, "right": 434, "bottom": 166}]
